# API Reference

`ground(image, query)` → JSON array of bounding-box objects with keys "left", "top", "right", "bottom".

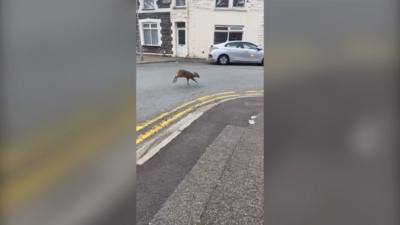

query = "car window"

[
  {"left": 226, "top": 42, "right": 243, "bottom": 48},
  {"left": 243, "top": 43, "right": 258, "bottom": 50}
]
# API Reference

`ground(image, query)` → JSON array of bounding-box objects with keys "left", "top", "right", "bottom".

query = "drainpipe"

[
  {"left": 136, "top": 0, "right": 144, "bottom": 61},
  {"left": 186, "top": 0, "right": 190, "bottom": 58}
]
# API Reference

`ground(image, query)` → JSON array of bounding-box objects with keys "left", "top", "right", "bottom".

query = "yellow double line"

[
  {"left": 1, "top": 90, "right": 263, "bottom": 212},
  {"left": 136, "top": 91, "right": 235, "bottom": 132},
  {"left": 136, "top": 90, "right": 263, "bottom": 145}
]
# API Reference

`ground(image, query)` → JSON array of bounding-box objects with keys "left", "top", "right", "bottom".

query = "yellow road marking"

[
  {"left": 2, "top": 90, "right": 263, "bottom": 212},
  {"left": 136, "top": 91, "right": 235, "bottom": 132},
  {"left": 136, "top": 94, "right": 240, "bottom": 145},
  {"left": 136, "top": 91, "right": 263, "bottom": 145}
]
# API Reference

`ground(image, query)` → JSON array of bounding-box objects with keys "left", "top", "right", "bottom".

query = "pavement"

[
  {"left": 136, "top": 55, "right": 207, "bottom": 64},
  {"left": 150, "top": 112, "right": 264, "bottom": 225}
]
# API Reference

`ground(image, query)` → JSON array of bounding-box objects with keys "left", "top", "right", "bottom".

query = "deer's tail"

[{"left": 172, "top": 76, "right": 178, "bottom": 83}]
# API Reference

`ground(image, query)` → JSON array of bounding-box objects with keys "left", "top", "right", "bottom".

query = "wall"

[
  {"left": 137, "top": 0, "right": 173, "bottom": 55},
  {"left": 187, "top": 0, "right": 264, "bottom": 58},
  {"left": 138, "top": 12, "right": 173, "bottom": 54},
  {"left": 170, "top": 8, "right": 188, "bottom": 57}
]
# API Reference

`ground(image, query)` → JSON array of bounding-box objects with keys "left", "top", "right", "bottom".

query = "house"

[{"left": 137, "top": 0, "right": 264, "bottom": 59}]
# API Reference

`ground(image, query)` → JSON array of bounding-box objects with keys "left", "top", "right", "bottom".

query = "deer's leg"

[
  {"left": 191, "top": 78, "right": 198, "bottom": 83},
  {"left": 186, "top": 78, "right": 189, "bottom": 86}
]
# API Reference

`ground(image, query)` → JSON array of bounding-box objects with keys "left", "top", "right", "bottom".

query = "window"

[
  {"left": 143, "top": 0, "right": 155, "bottom": 9},
  {"left": 176, "top": 0, "right": 186, "bottom": 7},
  {"left": 214, "top": 33, "right": 227, "bottom": 44},
  {"left": 216, "top": 0, "right": 245, "bottom": 8},
  {"left": 214, "top": 25, "right": 243, "bottom": 44},
  {"left": 176, "top": 22, "right": 186, "bottom": 45},
  {"left": 140, "top": 19, "right": 161, "bottom": 46},
  {"left": 216, "top": 0, "right": 229, "bottom": 8},
  {"left": 178, "top": 30, "right": 185, "bottom": 45},
  {"left": 233, "top": 0, "right": 245, "bottom": 7},
  {"left": 229, "top": 32, "right": 243, "bottom": 41},
  {"left": 226, "top": 42, "right": 243, "bottom": 48},
  {"left": 176, "top": 22, "right": 185, "bottom": 28},
  {"left": 243, "top": 42, "right": 258, "bottom": 50}
]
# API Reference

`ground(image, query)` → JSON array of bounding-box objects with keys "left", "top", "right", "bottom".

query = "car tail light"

[{"left": 210, "top": 45, "right": 218, "bottom": 52}]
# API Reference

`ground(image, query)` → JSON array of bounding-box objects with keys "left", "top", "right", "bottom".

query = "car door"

[
  {"left": 224, "top": 42, "right": 244, "bottom": 62},
  {"left": 242, "top": 42, "right": 263, "bottom": 63}
]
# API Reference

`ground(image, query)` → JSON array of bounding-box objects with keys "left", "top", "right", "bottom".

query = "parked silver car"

[{"left": 208, "top": 41, "right": 264, "bottom": 65}]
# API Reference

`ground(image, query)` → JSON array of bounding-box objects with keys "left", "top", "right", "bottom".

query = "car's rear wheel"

[
  {"left": 260, "top": 58, "right": 264, "bottom": 66},
  {"left": 218, "top": 54, "right": 230, "bottom": 65}
]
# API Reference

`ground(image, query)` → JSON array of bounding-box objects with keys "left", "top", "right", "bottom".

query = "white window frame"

[
  {"left": 215, "top": 0, "right": 246, "bottom": 9},
  {"left": 214, "top": 25, "right": 244, "bottom": 44},
  {"left": 139, "top": 0, "right": 172, "bottom": 13},
  {"left": 139, "top": 19, "right": 162, "bottom": 46}
]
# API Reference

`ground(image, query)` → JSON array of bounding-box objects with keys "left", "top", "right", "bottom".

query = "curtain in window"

[
  {"left": 144, "top": 29, "right": 151, "bottom": 45},
  {"left": 151, "top": 30, "right": 158, "bottom": 45},
  {"left": 142, "top": 23, "right": 159, "bottom": 45}
]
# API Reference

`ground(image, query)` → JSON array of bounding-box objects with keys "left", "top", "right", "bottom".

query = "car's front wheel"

[{"left": 218, "top": 54, "right": 230, "bottom": 65}]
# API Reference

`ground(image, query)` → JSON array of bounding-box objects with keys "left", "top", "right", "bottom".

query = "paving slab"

[
  {"left": 149, "top": 125, "right": 247, "bottom": 225},
  {"left": 149, "top": 113, "right": 264, "bottom": 225},
  {"left": 201, "top": 113, "right": 264, "bottom": 225}
]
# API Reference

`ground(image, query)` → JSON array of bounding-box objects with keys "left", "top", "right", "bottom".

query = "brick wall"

[{"left": 137, "top": 12, "right": 173, "bottom": 54}]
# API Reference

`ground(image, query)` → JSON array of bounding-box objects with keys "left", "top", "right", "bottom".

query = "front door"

[{"left": 175, "top": 22, "right": 187, "bottom": 57}]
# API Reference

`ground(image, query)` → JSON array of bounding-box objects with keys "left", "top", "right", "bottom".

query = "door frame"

[{"left": 175, "top": 22, "right": 187, "bottom": 57}]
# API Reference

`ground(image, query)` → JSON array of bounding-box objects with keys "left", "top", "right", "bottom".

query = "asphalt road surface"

[
  {"left": 136, "top": 62, "right": 264, "bottom": 122},
  {"left": 93, "top": 67, "right": 396, "bottom": 225},
  {"left": 89, "top": 97, "right": 264, "bottom": 225}
]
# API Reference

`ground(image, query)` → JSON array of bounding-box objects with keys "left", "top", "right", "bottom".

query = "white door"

[{"left": 175, "top": 22, "right": 187, "bottom": 57}]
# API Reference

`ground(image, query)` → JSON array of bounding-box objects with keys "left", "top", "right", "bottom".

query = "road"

[
  {"left": 18, "top": 66, "right": 392, "bottom": 225},
  {"left": 90, "top": 96, "right": 263, "bottom": 225},
  {"left": 134, "top": 66, "right": 397, "bottom": 225},
  {"left": 136, "top": 62, "right": 264, "bottom": 122}
]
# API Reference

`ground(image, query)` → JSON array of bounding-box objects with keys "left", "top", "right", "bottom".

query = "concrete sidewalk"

[
  {"left": 149, "top": 112, "right": 264, "bottom": 225},
  {"left": 136, "top": 54, "right": 207, "bottom": 64}
]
